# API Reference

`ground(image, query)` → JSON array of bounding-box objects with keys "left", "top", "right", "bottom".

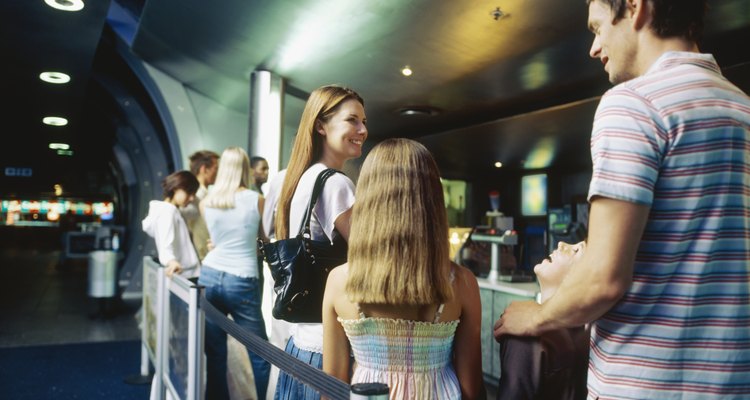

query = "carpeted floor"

[{"left": 0, "top": 340, "right": 150, "bottom": 399}]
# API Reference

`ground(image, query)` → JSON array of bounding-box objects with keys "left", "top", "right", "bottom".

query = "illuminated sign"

[
  {"left": 0, "top": 198, "right": 113, "bottom": 216},
  {"left": 4, "top": 167, "right": 33, "bottom": 177}
]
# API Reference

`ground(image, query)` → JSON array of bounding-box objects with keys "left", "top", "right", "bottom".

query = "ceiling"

[{"left": 3, "top": 0, "right": 750, "bottom": 194}]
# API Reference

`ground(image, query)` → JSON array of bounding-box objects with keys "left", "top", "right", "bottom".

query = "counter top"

[{"left": 475, "top": 276, "right": 539, "bottom": 298}]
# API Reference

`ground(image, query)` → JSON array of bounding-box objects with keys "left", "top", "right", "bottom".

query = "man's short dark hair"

[
  {"left": 250, "top": 156, "right": 267, "bottom": 168},
  {"left": 188, "top": 150, "right": 219, "bottom": 175},
  {"left": 587, "top": 0, "right": 707, "bottom": 42}
]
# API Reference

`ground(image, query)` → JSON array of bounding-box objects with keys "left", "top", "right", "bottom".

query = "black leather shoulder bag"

[{"left": 257, "top": 168, "right": 348, "bottom": 323}]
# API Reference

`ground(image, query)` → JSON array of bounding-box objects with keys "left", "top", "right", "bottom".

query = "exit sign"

[{"left": 4, "top": 167, "right": 33, "bottom": 177}]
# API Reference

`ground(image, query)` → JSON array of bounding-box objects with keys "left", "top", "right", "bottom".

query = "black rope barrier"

[{"left": 199, "top": 294, "right": 350, "bottom": 400}]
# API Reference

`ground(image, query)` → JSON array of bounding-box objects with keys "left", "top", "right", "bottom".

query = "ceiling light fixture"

[
  {"left": 44, "top": 0, "right": 85, "bottom": 12},
  {"left": 398, "top": 106, "right": 440, "bottom": 117},
  {"left": 56, "top": 150, "right": 74, "bottom": 156},
  {"left": 401, "top": 65, "right": 413, "bottom": 77},
  {"left": 49, "top": 143, "right": 70, "bottom": 150},
  {"left": 494, "top": 161, "right": 503, "bottom": 168},
  {"left": 39, "top": 72, "right": 71, "bottom": 84},
  {"left": 43, "top": 116, "right": 68, "bottom": 126},
  {"left": 490, "top": 7, "right": 508, "bottom": 21}
]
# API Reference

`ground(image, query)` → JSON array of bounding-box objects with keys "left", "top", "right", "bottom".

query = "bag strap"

[{"left": 298, "top": 168, "right": 341, "bottom": 239}]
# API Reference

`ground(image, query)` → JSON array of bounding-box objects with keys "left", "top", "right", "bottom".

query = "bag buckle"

[{"left": 256, "top": 238, "right": 266, "bottom": 258}]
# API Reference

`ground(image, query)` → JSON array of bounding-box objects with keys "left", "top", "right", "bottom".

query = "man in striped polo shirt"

[{"left": 494, "top": 0, "right": 750, "bottom": 399}]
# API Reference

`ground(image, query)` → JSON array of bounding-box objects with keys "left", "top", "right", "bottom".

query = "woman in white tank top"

[{"left": 199, "top": 147, "right": 271, "bottom": 400}]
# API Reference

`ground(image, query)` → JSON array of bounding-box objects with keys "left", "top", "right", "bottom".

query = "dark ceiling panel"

[
  {"left": 3, "top": 0, "right": 749, "bottom": 193},
  {"left": 2, "top": 0, "right": 111, "bottom": 161}
]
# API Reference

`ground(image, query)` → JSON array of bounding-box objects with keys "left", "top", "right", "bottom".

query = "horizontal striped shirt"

[{"left": 587, "top": 52, "right": 750, "bottom": 399}]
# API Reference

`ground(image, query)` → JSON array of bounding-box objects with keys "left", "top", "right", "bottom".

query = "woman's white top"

[
  {"left": 202, "top": 189, "right": 261, "bottom": 278},
  {"left": 288, "top": 163, "right": 355, "bottom": 353},
  {"left": 142, "top": 200, "right": 200, "bottom": 278}
]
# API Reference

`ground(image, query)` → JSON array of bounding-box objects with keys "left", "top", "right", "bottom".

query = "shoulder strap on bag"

[{"left": 298, "top": 168, "right": 341, "bottom": 238}]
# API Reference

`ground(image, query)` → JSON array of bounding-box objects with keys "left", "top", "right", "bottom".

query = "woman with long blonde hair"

[
  {"left": 274, "top": 85, "right": 367, "bottom": 400},
  {"left": 322, "top": 138, "right": 485, "bottom": 399},
  {"left": 199, "top": 146, "right": 271, "bottom": 400}
]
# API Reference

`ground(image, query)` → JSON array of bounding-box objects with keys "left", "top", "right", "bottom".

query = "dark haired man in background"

[{"left": 250, "top": 156, "right": 269, "bottom": 195}]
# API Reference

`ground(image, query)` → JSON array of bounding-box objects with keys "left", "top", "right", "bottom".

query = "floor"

[{"left": 0, "top": 227, "right": 140, "bottom": 349}]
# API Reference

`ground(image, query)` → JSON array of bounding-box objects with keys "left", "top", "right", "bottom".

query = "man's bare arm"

[{"left": 494, "top": 197, "right": 650, "bottom": 337}]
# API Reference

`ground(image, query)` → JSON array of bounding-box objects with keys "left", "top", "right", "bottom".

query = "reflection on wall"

[
  {"left": 521, "top": 174, "right": 547, "bottom": 217},
  {"left": 442, "top": 178, "right": 467, "bottom": 227}
]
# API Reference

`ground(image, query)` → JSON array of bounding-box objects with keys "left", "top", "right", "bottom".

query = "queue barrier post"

[
  {"left": 350, "top": 382, "right": 389, "bottom": 399},
  {"left": 154, "top": 260, "right": 167, "bottom": 400},
  {"left": 162, "top": 273, "right": 204, "bottom": 400}
]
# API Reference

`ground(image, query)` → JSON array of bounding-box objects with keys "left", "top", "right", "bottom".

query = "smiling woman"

[{"left": 272, "top": 85, "right": 367, "bottom": 400}]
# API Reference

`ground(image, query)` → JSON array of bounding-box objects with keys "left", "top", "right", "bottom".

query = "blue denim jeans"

[{"left": 199, "top": 266, "right": 270, "bottom": 400}]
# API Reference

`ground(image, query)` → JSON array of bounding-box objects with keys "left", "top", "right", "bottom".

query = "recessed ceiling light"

[
  {"left": 401, "top": 65, "right": 413, "bottom": 77},
  {"left": 49, "top": 143, "right": 70, "bottom": 150},
  {"left": 39, "top": 72, "right": 71, "bottom": 84},
  {"left": 494, "top": 161, "right": 503, "bottom": 168},
  {"left": 490, "top": 7, "right": 509, "bottom": 21},
  {"left": 44, "top": 0, "right": 85, "bottom": 12},
  {"left": 43, "top": 116, "right": 68, "bottom": 126},
  {"left": 398, "top": 106, "right": 440, "bottom": 117}
]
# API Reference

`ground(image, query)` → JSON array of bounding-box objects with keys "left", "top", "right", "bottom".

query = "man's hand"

[{"left": 493, "top": 300, "right": 544, "bottom": 341}]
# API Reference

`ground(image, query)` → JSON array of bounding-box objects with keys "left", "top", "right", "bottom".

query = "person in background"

[
  {"left": 274, "top": 84, "right": 367, "bottom": 400},
  {"left": 494, "top": 1, "right": 750, "bottom": 398},
  {"left": 180, "top": 150, "right": 219, "bottom": 260},
  {"left": 141, "top": 170, "right": 200, "bottom": 278},
  {"left": 249, "top": 155, "right": 270, "bottom": 282},
  {"left": 497, "top": 241, "right": 589, "bottom": 400},
  {"left": 56, "top": 209, "right": 79, "bottom": 270},
  {"left": 199, "top": 147, "right": 271, "bottom": 400},
  {"left": 250, "top": 156, "right": 269, "bottom": 194},
  {"left": 323, "top": 138, "right": 484, "bottom": 399},
  {"left": 141, "top": 170, "right": 200, "bottom": 400},
  {"left": 261, "top": 168, "right": 287, "bottom": 239}
]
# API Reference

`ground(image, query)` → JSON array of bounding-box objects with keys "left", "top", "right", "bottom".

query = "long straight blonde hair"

[
  {"left": 202, "top": 147, "right": 251, "bottom": 209},
  {"left": 274, "top": 85, "right": 364, "bottom": 239},
  {"left": 346, "top": 138, "right": 453, "bottom": 305}
]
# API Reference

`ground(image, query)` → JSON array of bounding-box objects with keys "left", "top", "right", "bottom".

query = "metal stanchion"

[
  {"left": 350, "top": 383, "right": 389, "bottom": 399},
  {"left": 185, "top": 279, "right": 205, "bottom": 400},
  {"left": 154, "top": 265, "right": 167, "bottom": 400}
]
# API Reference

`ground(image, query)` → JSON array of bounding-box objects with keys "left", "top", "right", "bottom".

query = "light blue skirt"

[{"left": 273, "top": 337, "right": 323, "bottom": 400}]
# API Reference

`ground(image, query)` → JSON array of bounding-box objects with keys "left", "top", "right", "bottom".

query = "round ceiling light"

[
  {"left": 49, "top": 143, "right": 70, "bottom": 150},
  {"left": 39, "top": 71, "right": 71, "bottom": 84},
  {"left": 401, "top": 65, "right": 413, "bottom": 77},
  {"left": 43, "top": 116, "right": 68, "bottom": 126},
  {"left": 44, "top": 0, "right": 84, "bottom": 12}
]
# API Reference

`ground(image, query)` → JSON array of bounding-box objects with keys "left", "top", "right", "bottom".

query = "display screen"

[{"left": 521, "top": 174, "right": 547, "bottom": 216}]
